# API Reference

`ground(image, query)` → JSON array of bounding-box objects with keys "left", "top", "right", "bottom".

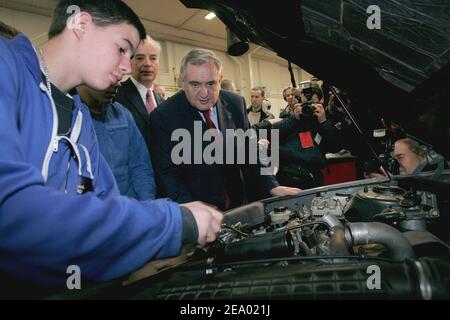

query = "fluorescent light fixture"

[{"left": 204, "top": 12, "right": 216, "bottom": 20}]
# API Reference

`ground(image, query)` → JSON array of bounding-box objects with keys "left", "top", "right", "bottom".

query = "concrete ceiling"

[
  {"left": 125, "top": 0, "right": 226, "bottom": 39},
  {"left": 0, "top": 0, "right": 227, "bottom": 48},
  {"left": 0, "top": 0, "right": 290, "bottom": 64}
]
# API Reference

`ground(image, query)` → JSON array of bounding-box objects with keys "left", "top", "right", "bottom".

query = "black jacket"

[
  {"left": 255, "top": 113, "right": 343, "bottom": 170},
  {"left": 149, "top": 90, "right": 279, "bottom": 210},
  {"left": 246, "top": 107, "right": 274, "bottom": 124},
  {"left": 116, "top": 78, "right": 164, "bottom": 153}
]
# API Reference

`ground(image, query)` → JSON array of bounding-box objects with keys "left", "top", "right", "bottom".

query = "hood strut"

[{"left": 329, "top": 85, "right": 392, "bottom": 181}]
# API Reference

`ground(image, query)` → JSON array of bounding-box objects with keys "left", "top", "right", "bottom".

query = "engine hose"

[{"left": 345, "top": 222, "right": 415, "bottom": 261}]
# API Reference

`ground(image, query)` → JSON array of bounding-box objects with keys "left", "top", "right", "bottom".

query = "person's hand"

[
  {"left": 313, "top": 103, "right": 327, "bottom": 123},
  {"left": 180, "top": 201, "right": 223, "bottom": 246},
  {"left": 268, "top": 118, "right": 282, "bottom": 125},
  {"left": 363, "top": 166, "right": 389, "bottom": 179},
  {"left": 258, "top": 138, "right": 270, "bottom": 149},
  {"left": 270, "top": 186, "right": 301, "bottom": 196},
  {"left": 293, "top": 103, "right": 302, "bottom": 120},
  {"left": 364, "top": 172, "right": 385, "bottom": 179}
]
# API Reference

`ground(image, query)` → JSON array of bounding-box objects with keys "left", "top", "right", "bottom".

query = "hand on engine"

[
  {"left": 270, "top": 186, "right": 302, "bottom": 196},
  {"left": 181, "top": 201, "right": 223, "bottom": 246}
]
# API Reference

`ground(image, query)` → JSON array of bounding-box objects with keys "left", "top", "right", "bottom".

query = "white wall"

[
  {"left": 0, "top": 7, "right": 51, "bottom": 45},
  {"left": 1, "top": 6, "right": 314, "bottom": 117}
]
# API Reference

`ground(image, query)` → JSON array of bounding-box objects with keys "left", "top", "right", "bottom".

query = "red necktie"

[
  {"left": 202, "top": 109, "right": 231, "bottom": 209},
  {"left": 202, "top": 109, "right": 216, "bottom": 129},
  {"left": 146, "top": 89, "right": 156, "bottom": 113}
]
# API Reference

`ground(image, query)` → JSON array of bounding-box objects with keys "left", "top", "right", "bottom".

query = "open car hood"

[
  {"left": 52, "top": 170, "right": 450, "bottom": 300},
  {"left": 181, "top": 0, "right": 450, "bottom": 158}
]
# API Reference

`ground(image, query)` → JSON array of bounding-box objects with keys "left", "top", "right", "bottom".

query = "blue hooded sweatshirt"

[{"left": 0, "top": 35, "right": 183, "bottom": 286}]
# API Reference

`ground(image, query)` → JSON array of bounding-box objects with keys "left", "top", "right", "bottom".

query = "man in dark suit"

[
  {"left": 149, "top": 49, "right": 300, "bottom": 210},
  {"left": 116, "top": 35, "right": 164, "bottom": 152}
]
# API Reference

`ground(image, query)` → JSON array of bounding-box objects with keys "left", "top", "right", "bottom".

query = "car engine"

[{"left": 60, "top": 171, "right": 450, "bottom": 300}]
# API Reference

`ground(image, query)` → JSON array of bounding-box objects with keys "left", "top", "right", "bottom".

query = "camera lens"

[{"left": 301, "top": 103, "right": 314, "bottom": 116}]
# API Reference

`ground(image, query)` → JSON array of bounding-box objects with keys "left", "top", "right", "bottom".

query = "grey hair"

[
  {"left": 179, "top": 49, "right": 223, "bottom": 79},
  {"left": 142, "top": 35, "right": 161, "bottom": 55}
]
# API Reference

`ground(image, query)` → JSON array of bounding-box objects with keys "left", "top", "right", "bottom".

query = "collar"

[
  {"left": 198, "top": 105, "right": 219, "bottom": 128},
  {"left": 130, "top": 76, "right": 153, "bottom": 103}
]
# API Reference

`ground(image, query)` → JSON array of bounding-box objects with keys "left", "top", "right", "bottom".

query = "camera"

[
  {"left": 299, "top": 81, "right": 313, "bottom": 101},
  {"left": 295, "top": 81, "right": 315, "bottom": 117},
  {"left": 301, "top": 102, "right": 315, "bottom": 117},
  {"left": 363, "top": 128, "right": 400, "bottom": 175}
]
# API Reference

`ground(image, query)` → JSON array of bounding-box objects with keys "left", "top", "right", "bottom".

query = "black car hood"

[{"left": 181, "top": 0, "right": 450, "bottom": 158}]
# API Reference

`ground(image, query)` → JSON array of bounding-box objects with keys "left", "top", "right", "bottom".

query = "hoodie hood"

[{"left": 10, "top": 34, "right": 43, "bottom": 85}]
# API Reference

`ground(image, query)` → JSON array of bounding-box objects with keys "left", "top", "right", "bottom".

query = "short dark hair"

[
  {"left": 304, "top": 84, "right": 323, "bottom": 101},
  {"left": 0, "top": 21, "right": 20, "bottom": 39},
  {"left": 252, "top": 86, "right": 265, "bottom": 97},
  {"left": 48, "top": 0, "right": 146, "bottom": 40},
  {"left": 221, "top": 79, "right": 235, "bottom": 91}
]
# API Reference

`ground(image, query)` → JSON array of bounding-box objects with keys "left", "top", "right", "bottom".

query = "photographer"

[
  {"left": 255, "top": 83, "right": 343, "bottom": 189},
  {"left": 369, "top": 137, "right": 446, "bottom": 177},
  {"left": 393, "top": 138, "right": 426, "bottom": 175}
]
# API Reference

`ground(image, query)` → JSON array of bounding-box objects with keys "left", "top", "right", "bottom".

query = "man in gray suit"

[{"left": 116, "top": 35, "right": 164, "bottom": 152}]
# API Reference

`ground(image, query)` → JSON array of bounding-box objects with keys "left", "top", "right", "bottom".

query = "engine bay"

[
  {"left": 69, "top": 170, "right": 447, "bottom": 300},
  {"left": 53, "top": 171, "right": 450, "bottom": 300}
]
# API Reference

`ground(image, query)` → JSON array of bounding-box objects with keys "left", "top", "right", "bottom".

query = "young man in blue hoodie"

[{"left": 0, "top": 0, "right": 222, "bottom": 296}]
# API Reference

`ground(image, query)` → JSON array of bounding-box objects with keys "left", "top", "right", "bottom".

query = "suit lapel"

[
  {"left": 179, "top": 92, "right": 204, "bottom": 131},
  {"left": 217, "top": 95, "right": 235, "bottom": 135},
  {"left": 123, "top": 79, "right": 151, "bottom": 124},
  {"left": 216, "top": 95, "right": 236, "bottom": 154}
]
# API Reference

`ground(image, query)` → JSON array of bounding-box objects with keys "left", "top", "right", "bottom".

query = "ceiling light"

[{"left": 204, "top": 12, "right": 216, "bottom": 20}]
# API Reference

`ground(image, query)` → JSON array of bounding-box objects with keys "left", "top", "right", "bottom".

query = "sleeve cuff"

[{"left": 180, "top": 206, "right": 198, "bottom": 245}]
